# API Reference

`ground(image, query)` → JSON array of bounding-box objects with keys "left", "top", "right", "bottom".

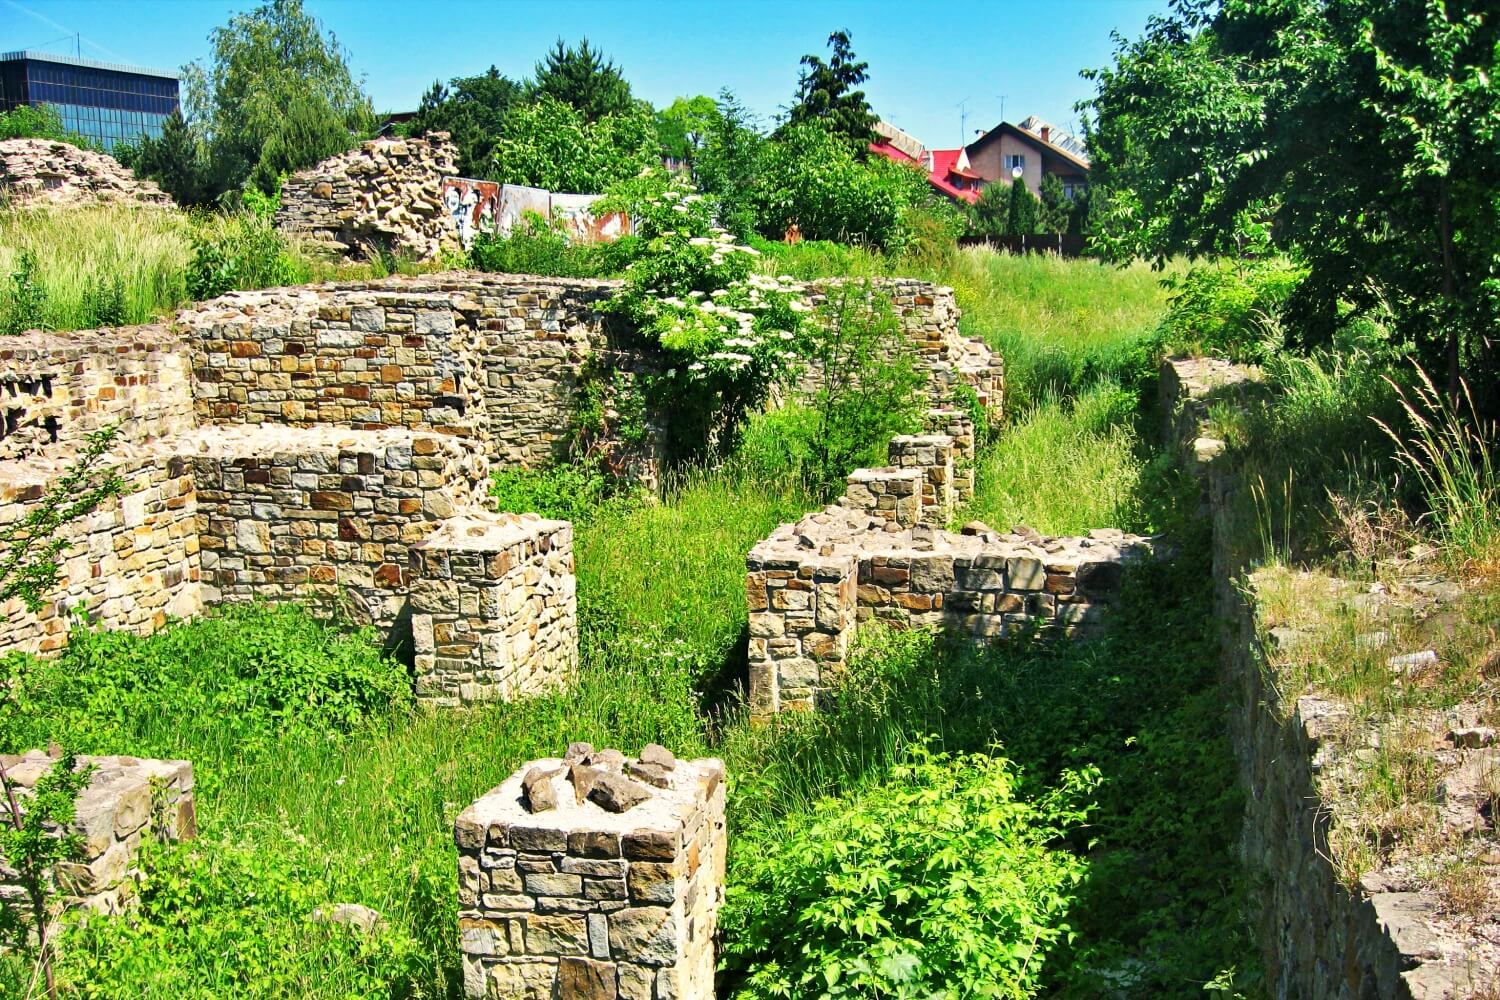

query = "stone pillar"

[
  {"left": 839, "top": 467, "right": 921, "bottom": 527},
  {"left": 455, "top": 744, "right": 726, "bottom": 1000},
  {"left": 0, "top": 751, "right": 195, "bottom": 916},
  {"left": 745, "top": 546, "right": 858, "bottom": 719},
  {"left": 409, "top": 513, "right": 578, "bottom": 707},
  {"left": 924, "top": 409, "right": 977, "bottom": 503},
  {"left": 887, "top": 434, "right": 957, "bottom": 524}
]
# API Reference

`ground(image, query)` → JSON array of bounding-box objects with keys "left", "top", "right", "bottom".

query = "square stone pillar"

[
  {"left": 455, "top": 745, "right": 726, "bottom": 999},
  {"left": 745, "top": 546, "right": 858, "bottom": 719},
  {"left": 409, "top": 513, "right": 577, "bottom": 707},
  {"left": 887, "top": 434, "right": 957, "bottom": 525},
  {"left": 839, "top": 467, "right": 921, "bottom": 527}
]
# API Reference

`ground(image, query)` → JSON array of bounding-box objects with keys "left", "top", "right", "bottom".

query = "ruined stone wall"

[
  {"left": 275, "top": 134, "right": 459, "bottom": 261},
  {"left": 189, "top": 425, "right": 491, "bottom": 630},
  {"left": 0, "top": 751, "right": 195, "bottom": 916},
  {"left": 1161, "top": 358, "right": 1488, "bottom": 999},
  {"left": 746, "top": 423, "right": 1149, "bottom": 717},
  {"left": 0, "top": 138, "right": 173, "bottom": 208},
  {"left": 0, "top": 326, "right": 195, "bottom": 462},
  {"left": 410, "top": 514, "right": 577, "bottom": 706},
  {"left": 456, "top": 745, "right": 726, "bottom": 1000},
  {"left": 0, "top": 451, "right": 201, "bottom": 656}
]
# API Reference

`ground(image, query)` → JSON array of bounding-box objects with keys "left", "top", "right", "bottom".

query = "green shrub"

[
  {"left": 0, "top": 104, "right": 88, "bottom": 147},
  {"left": 57, "top": 832, "right": 423, "bottom": 999},
  {"left": 2, "top": 603, "right": 411, "bottom": 796},
  {"left": 722, "top": 743, "right": 1096, "bottom": 1000},
  {"left": 1, "top": 250, "right": 48, "bottom": 335},
  {"left": 489, "top": 463, "right": 630, "bottom": 525},
  {"left": 1159, "top": 257, "right": 1307, "bottom": 361},
  {"left": 470, "top": 212, "right": 635, "bottom": 278},
  {"left": 186, "top": 213, "right": 308, "bottom": 300}
]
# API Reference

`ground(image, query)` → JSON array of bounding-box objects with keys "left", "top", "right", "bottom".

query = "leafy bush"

[
  {"left": 1158, "top": 257, "right": 1307, "bottom": 361},
  {"left": 186, "top": 213, "right": 307, "bottom": 300},
  {"left": 723, "top": 743, "right": 1096, "bottom": 1000},
  {"left": 0, "top": 104, "right": 88, "bottom": 147},
  {"left": 1, "top": 250, "right": 48, "bottom": 335},
  {"left": 489, "top": 463, "right": 632, "bottom": 525},
  {"left": 752, "top": 123, "right": 936, "bottom": 251},
  {"left": 57, "top": 833, "right": 423, "bottom": 999},
  {"left": 470, "top": 212, "right": 637, "bottom": 278},
  {"left": 490, "top": 95, "right": 659, "bottom": 194},
  {"left": 3, "top": 603, "right": 411, "bottom": 794},
  {"left": 601, "top": 172, "right": 809, "bottom": 462}
]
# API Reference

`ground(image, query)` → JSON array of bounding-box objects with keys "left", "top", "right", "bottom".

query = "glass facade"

[{"left": 0, "top": 51, "right": 178, "bottom": 151}]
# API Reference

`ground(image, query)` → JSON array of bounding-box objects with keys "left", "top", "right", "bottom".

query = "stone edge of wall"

[{"left": 1160, "top": 357, "right": 1482, "bottom": 1000}]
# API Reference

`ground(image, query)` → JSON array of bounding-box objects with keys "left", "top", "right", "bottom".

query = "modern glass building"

[{"left": 0, "top": 50, "right": 179, "bottom": 151}]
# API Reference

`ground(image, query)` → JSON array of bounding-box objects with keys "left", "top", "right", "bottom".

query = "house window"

[{"left": 1003, "top": 154, "right": 1026, "bottom": 174}]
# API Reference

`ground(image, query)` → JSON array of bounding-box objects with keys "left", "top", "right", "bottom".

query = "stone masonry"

[
  {"left": 0, "top": 751, "right": 195, "bottom": 916},
  {"left": 0, "top": 138, "right": 173, "bottom": 209},
  {"left": 275, "top": 133, "right": 460, "bottom": 260},
  {"left": 456, "top": 744, "right": 726, "bottom": 1000},
  {"left": 747, "top": 410, "right": 1151, "bottom": 717},
  {"left": 410, "top": 514, "right": 578, "bottom": 707}
]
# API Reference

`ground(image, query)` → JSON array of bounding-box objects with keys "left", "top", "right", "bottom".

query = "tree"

[
  {"left": 1038, "top": 175, "right": 1071, "bottom": 235},
  {"left": 694, "top": 90, "right": 766, "bottom": 237},
  {"left": 1083, "top": 0, "right": 1500, "bottom": 403},
  {"left": 532, "top": 38, "right": 634, "bottom": 123},
  {"left": 969, "top": 182, "right": 1008, "bottom": 238},
  {"left": 1005, "top": 181, "right": 1040, "bottom": 236},
  {"left": 787, "top": 30, "right": 877, "bottom": 147},
  {"left": 403, "top": 67, "right": 525, "bottom": 178},
  {"left": 490, "top": 95, "right": 657, "bottom": 194},
  {"left": 656, "top": 95, "right": 719, "bottom": 165},
  {"left": 119, "top": 110, "right": 213, "bottom": 206},
  {"left": 177, "top": 0, "right": 372, "bottom": 198}
]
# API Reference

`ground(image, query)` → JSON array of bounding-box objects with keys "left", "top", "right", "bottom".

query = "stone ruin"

[
  {"left": 0, "top": 751, "right": 195, "bottom": 916},
  {"left": 747, "top": 403, "right": 1152, "bottom": 717},
  {"left": 0, "top": 271, "right": 987, "bottom": 714},
  {"left": 456, "top": 743, "right": 726, "bottom": 1000},
  {"left": 275, "top": 133, "right": 460, "bottom": 260},
  {"left": 0, "top": 138, "right": 173, "bottom": 209}
]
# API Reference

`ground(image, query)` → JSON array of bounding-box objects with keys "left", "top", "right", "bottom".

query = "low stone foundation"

[
  {"left": 455, "top": 745, "right": 726, "bottom": 999},
  {"left": 0, "top": 751, "right": 195, "bottom": 916},
  {"left": 410, "top": 514, "right": 577, "bottom": 707}
]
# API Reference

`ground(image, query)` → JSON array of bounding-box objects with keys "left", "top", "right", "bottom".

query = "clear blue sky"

[{"left": 4, "top": 0, "right": 1167, "bottom": 149}]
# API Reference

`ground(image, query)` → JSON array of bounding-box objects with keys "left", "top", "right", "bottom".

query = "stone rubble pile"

[
  {"left": 0, "top": 138, "right": 173, "bottom": 208},
  {"left": 275, "top": 133, "right": 460, "bottom": 260}
]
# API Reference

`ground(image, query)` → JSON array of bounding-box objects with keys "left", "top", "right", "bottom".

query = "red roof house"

[{"left": 868, "top": 121, "right": 982, "bottom": 205}]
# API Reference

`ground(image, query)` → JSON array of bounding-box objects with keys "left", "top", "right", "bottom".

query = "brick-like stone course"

[
  {"left": 455, "top": 747, "right": 725, "bottom": 1000},
  {"left": 0, "top": 751, "right": 194, "bottom": 916},
  {"left": 410, "top": 514, "right": 578, "bottom": 707}
]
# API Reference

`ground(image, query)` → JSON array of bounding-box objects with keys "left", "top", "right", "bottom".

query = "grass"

[
  {"left": 0, "top": 203, "right": 448, "bottom": 334},
  {"left": 761, "top": 241, "right": 1178, "bottom": 413}
]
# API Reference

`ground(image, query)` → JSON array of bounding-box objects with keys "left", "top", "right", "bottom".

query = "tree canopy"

[
  {"left": 1083, "top": 0, "right": 1500, "bottom": 397},
  {"left": 787, "top": 30, "right": 878, "bottom": 147},
  {"left": 532, "top": 38, "right": 635, "bottom": 123},
  {"left": 404, "top": 68, "right": 525, "bottom": 178}
]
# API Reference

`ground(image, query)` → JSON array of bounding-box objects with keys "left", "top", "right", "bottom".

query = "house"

[
  {"left": 964, "top": 116, "right": 1089, "bottom": 199},
  {"left": 868, "top": 121, "right": 983, "bottom": 205}
]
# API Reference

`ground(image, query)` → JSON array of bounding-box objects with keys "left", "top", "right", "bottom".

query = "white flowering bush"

[{"left": 600, "top": 171, "right": 812, "bottom": 461}]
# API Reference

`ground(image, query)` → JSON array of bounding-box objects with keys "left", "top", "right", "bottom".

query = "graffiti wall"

[
  {"left": 441, "top": 178, "right": 501, "bottom": 249},
  {"left": 551, "top": 193, "right": 632, "bottom": 243}
]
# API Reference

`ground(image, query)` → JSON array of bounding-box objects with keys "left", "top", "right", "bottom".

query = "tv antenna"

[
  {"left": 997, "top": 95, "right": 1008, "bottom": 124},
  {"left": 955, "top": 97, "right": 971, "bottom": 145}
]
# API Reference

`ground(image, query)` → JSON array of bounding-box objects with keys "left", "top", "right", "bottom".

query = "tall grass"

[
  {"left": 1375, "top": 367, "right": 1500, "bottom": 567},
  {"left": 761, "top": 242, "right": 1177, "bottom": 413},
  {"left": 0, "top": 203, "right": 192, "bottom": 329},
  {"left": 967, "top": 380, "right": 1171, "bottom": 536}
]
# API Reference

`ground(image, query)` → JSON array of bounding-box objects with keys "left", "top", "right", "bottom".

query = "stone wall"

[
  {"left": 189, "top": 425, "right": 492, "bottom": 630},
  {"left": 0, "top": 326, "right": 195, "bottom": 462},
  {"left": 275, "top": 134, "right": 460, "bottom": 260},
  {"left": 410, "top": 514, "right": 577, "bottom": 707},
  {"left": 746, "top": 423, "right": 1150, "bottom": 717},
  {"left": 0, "top": 751, "right": 195, "bottom": 916},
  {"left": 0, "top": 138, "right": 173, "bottom": 209},
  {"left": 455, "top": 744, "right": 726, "bottom": 999},
  {"left": 1161, "top": 358, "right": 1490, "bottom": 999}
]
